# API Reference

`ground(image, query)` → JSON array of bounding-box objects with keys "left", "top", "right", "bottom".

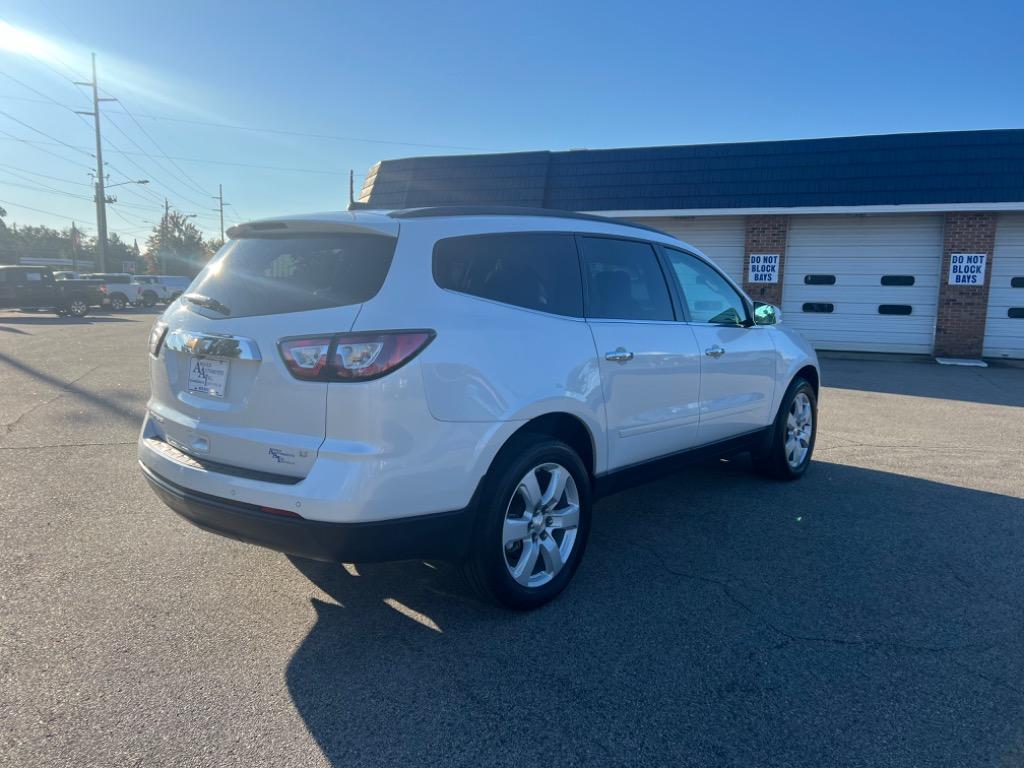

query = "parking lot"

[{"left": 1, "top": 308, "right": 1023, "bottom": 768}]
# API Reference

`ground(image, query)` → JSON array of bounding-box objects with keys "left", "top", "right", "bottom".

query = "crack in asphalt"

[
  {"left": 631, "top": 541, "right": 1003, "bottom": 655},
  {"left": 0, "top": 440, "right": 136, "bottom": 451},
  {"left": 968, "top": 367, "right": 1023, "bottom": 401},
  {"left": 950, "top": 660, "right": 1024, "bottom": 698},
  {"left": 817, "top": 438, "right": 997, "bottom": 455},
  {"left": 1, "top": 364, "right": 102, "bottom": 435},
  {"left": 944, "top": 561, "right": 1024, "bottom": 617}
]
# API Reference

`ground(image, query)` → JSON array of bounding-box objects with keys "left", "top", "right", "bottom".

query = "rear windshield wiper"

[{"left": 182, "top": 292, "right": 231, "bottom": 316}]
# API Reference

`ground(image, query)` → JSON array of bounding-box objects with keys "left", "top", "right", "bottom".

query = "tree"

[
  {"left": 144, "top": 209, "right": 210, "bottom": 276},
  {"left": 0, "top": 222, "right": 96, "bottom": 267},
  {"left": 106, "top": 233, "right": 137, "bottom": 273}
]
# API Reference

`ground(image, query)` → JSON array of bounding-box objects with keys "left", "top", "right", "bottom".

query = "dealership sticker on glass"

[
  {"left": 748, "top": 253, "right": 779, "bottom": 284},
  {"left": 948, "top": 253, "right": 987, "bottom": 286},
  {"left": 188, "top": 357, "right": 229, "bottom": 397}
]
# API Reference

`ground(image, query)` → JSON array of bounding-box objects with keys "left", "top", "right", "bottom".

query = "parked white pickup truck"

[
  {"left": 132, "top": 275, "right": 174, "bottom": 307},
  {"left": 153, "top": 275, "right": 191, "bottom": 301},
  {"left": 79, "top": 273, "right": 144, "bottom": 311}
]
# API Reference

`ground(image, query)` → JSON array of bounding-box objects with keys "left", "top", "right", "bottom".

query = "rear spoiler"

[{"left": 226, "top": 215, "right": 398, "bottom": 240}]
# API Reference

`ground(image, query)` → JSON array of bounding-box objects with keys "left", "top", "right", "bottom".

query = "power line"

[
  {"left": 0, "top": 197, "right": 78, "bottom": 222},
  {"left": 0, "top": 128, "right": 94, "bottom": 170},
  {"left": 0, "top": 92, "right": 487, "bottom": 151},
  {"left": 0, "top": 14, "right": 90, "bottom": 86},
  {"left": 0, "top": 135, "right": 346, "bottom": 175},
  {"left": 107, "top": 205, "right": 154, "bottom": 230},
  {"left": 114, "top": 100, "right": 211, "bottom": 196},
  {"left": 102, "top": 114, "right": 216, "bottom": 210},
  {"left": 0, "top": 72, "right": 88, "bottom": 116},
  {"left": 104, "top": 111, "right": 487, "bottom": 151},
  {"left": 0, "top": 162, "right": 92, "bottom": 186},
  {"left": 0, "top": 107, "right": 93, "bottom": 158},
  {"left": 2, "top": 59, "right": 207, "bottom": 216},
  {"left": 0, "top": 168, "right": 93, "bottom": 199},
  {"left": 3, "top": 45, "right": 216, "bottom": 254}
]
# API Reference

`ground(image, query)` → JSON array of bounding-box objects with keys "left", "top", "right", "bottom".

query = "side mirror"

[{"left": 752, "top": 302, "right": 781, "bottom": 326}]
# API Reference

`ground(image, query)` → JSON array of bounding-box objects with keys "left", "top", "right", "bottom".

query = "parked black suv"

[{"left": 0, "top": 266, "right": 104, "bottom": 317}]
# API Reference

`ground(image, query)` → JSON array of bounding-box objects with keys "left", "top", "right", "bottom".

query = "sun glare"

[{"left": 0, "top": 20, "right": 66, "bottom": 63}]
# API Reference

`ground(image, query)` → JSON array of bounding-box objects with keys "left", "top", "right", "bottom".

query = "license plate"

[{"left": 187, "top": 357, "right": 229, "bottom": 397}]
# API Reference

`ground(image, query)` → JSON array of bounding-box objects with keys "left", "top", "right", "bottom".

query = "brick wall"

[
  {"left": 934, "top": 212, "right": 997, "bottom": 358},
  {"left": 743, "top": 215, "right": 789, "bottom": 306}
]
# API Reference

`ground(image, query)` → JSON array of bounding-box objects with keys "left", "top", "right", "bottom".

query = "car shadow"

[
  {"left": 819, "top": 355, "right": 1024, "bottom": 407},
  {"left": 285, "top": 458, "right": 1024, "bottom": 767}
]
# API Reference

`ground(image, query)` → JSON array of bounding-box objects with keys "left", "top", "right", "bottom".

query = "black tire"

[
  {"left": 109, "top": 293, "right": 127, "bottom": 311},
  {"left": 753, "top": 377, "right": 817, "bottom": 480},
  {"left": 142, "top": 290, "right": 157, "bottom": 308},
  {"left": 67, "top": 297, "right": 89, "bottom": 318},
  {"left": 462, "top": 436, "right": 591, "bottom": 610}
]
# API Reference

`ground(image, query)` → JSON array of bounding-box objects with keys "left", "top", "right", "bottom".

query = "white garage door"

[
  {"left": 984, "top": 214, "right": 1024, "bottom": 359},
  {"left": 783, "top": 215, "right": 942, "bottom": 354},
  {"left": 633, "top": 217, "right": 745, "bottom": 283}
]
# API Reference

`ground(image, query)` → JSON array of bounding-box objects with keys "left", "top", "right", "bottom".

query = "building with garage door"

[{"left": 356, "top": 129, "right": 1024, "bottom": 360}]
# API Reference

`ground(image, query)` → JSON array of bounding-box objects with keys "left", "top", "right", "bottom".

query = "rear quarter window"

[
  {"left": 433, "top": 232, "right": 583, "bottom": 317},
  {"left": 187, "top": 234, "right": 396, "bottom": 318}
]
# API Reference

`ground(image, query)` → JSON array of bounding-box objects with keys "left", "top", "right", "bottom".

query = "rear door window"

[
  {"left": 579, "top": 236, "right": 674, "bottom": 321},
  {"left": 187, "top": 234, "right": 396, "bottom": 318},
  {"left": 433, "top": 232, "right": 583, "bottom": 317}
]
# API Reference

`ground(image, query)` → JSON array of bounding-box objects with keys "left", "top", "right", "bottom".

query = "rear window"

[
  {"left": 187, "top": 234, "right": 396, "bottom": 318},
  {"left": 433, "top": 232, "right": 583, "bottom": 317}
]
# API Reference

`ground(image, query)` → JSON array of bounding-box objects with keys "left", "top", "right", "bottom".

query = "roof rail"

[{"left": 386, "top": 206, "right": 668, "bottom": 235}]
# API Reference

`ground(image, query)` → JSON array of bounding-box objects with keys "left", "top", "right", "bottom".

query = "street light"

[{"left": 106, "top": 179, "right": 149, "bottom": 188}]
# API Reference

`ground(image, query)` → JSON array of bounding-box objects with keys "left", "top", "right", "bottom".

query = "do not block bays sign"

[
  {"left": 748, "top": 253, "right": 779, "bottom": 284},
  {"left": 948, "top": 253, "right": 987, "bottom": 286}
]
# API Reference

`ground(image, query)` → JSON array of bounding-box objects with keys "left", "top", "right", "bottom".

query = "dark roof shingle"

[{"left": 358, "top": 129, "right": 1024, "bottom": 211}]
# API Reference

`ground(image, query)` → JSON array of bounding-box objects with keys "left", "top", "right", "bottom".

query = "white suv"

[{"left": 139, "top": 207, "right": 819, "bottom": 609}]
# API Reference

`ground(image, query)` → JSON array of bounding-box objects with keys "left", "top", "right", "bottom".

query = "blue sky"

[{"left": 1, "top": 0, "right": 1021, "bottom": 241}]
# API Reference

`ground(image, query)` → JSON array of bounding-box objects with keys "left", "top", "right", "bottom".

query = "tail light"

[
  {"left": 278, "top": 330, "right": 435, "bottom": 382},
  {"left": 149, "top": 320, "right": 169, "bottom": 357}
]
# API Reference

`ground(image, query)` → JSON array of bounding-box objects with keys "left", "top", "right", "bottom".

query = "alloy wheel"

[
  {"left": 785, "top": 392, "right": 813, "bottom": 468},
  {"left": 502, "top": 462, "right": 580, "bottom": 588}
]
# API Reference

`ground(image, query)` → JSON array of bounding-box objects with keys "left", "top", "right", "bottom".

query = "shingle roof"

[{"left": 358, "top": 129, "right": 1024, "bottom": 212}]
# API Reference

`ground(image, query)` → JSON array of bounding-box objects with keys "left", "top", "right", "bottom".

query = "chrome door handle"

[
  {"left": 605, "top": 347, "right": 634, "bottom": 363},
  {"left": 704, "top": 345, "right": 726, "bottom": 358}
]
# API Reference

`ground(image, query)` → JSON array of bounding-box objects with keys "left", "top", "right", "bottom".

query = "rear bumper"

[{"left": 140, "top": 461, "right": 474, "bottom": 563}]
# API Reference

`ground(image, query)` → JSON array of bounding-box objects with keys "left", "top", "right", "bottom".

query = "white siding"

[
  {"left": 783, "top": 215, "right": 942, "bottom": 354},
  {"left": 634, "top": 217, "right": 745, "bottom": 283},
  {"left": 983, "top": 214, "right": 1024, "bottom": 359}
]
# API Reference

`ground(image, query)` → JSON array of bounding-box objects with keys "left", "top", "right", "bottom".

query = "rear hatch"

[{"left": 148, "top": 220, "right": 398, "bottom": 479}]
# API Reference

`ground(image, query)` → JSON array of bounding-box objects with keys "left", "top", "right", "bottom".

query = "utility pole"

[
  {"left": 161, "top": 198, "right": 169, "bottom": 274},
  {"left": 74, "top": 54, "right": 116, "bottom": 272},
  {"left": 211, "top": 184, "right": 229, "bottom": 241}
]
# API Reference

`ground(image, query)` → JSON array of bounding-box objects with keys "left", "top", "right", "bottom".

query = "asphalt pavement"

[{"left": 1, "top": 308, "right": 1023, "bottom": 768}]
